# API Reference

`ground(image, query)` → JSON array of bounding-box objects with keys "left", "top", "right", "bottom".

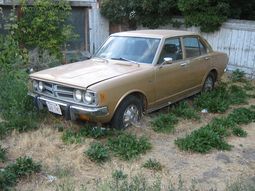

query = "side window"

[
  {"left": 183, "top": 37, "right": 200, "bottom": 58},
  {"left": 198, "top": 40, "right": 207, "bottom": 55},
  {"left": 158, "top": 37, "right": 182, "bottom": 64}
]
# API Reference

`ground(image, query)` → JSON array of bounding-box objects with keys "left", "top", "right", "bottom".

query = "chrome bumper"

[{"left": 29, "top": 93, "right": 109, "bottom": 120}]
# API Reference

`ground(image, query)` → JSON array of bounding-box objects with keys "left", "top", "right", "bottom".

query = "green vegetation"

[
  {"left": 226, "top": 177, "right": 255, "bottom": 191},
  {"left": 194, "top": 83, "right": 248, "bottom": 113},
  {"left": 0, "top": 156, "right": 41, "bottom": 191},
  {"left": 108, "top": 133, "right": 152, "bottom": 161},
  {"left": 85, "top": 142, "right": 110, "bottom": 164},
  {"left": 142, "top": 158, "right": 163, "bottom": 171},
  {"left": 151, "top": 114, "right": 178, "bottom": 133},
  {"left": 172, "top": 101, "right": 200, "bottom": 120},
  {"left": 175, "top": 106, "right": 255, "bottom": 153},
  {"left": 230, "top": 69, "right": 246, "bottom": 83},
  {"left": 61, "top": 125, "right": 117, "bottom": 144},
  {"left": 0, "top": 145, "right": 7, "bottom": 162},
  {"left": 101, "top": 0, "right": 255, "bottom": 32},
  {"left": 17, "top": 0, "right": 76, "bottom": 58},
  {"left": 152, "top": 101, "right": 199, "bottom": 134}
]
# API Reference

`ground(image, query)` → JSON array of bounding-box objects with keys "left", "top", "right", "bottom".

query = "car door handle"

[{"left": 180, "top": 63, "right": 187, "bottom": 67}]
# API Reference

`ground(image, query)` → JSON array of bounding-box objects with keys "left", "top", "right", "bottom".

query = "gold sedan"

[{"left": 29, "top": 30, "right": 228, "bottom": 129}]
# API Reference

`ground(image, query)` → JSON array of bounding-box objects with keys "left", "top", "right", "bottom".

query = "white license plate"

[{"left": 46, "top": 101, "right": 62, "bottom": 115}]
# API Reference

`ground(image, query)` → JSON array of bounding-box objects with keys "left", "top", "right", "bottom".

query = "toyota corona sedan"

[{"left": 29, "top": 30, "right": 228, "bottom": 129}]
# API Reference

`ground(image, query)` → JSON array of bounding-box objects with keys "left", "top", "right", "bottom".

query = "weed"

[
  {"left": 108, "top": 133, "right": 152, "bottom": 160},
  {"left": 175, "top": 126, "right": 232, "bottom": 153},
  {"left": 62, "top": 126, "right": 116, "bottom": 144},
  {"left": 151, "top": 114, "right": 178, "bottom": 133},
  {"left": 175, "top": 106, "right": 255, "bottom": 153},
  {"left": 228, "top": 85, "right": 248, "bottom": 105},
  {"left": 226, "top": 176, "right": 255, "bottom": 191},
  {"left": 0, "top": 145, "right": 7, "bottom": 162},
  {"left": 243, "top": 81, "right": 255, "bottom": 91},
  {"left": 85, "top": 142, "right": 110, "bottom": 163},
  {"left": 6, "top": 156, "right": 41, "bottom": 178},
  {"left": 143, "top": 158, "right": 162, "bottom": 171},
  {"left": 0, "top": 156, "right": 41, "bottom": 190},
  {"left": 112, "top": 170, "right": 128, "bottom": 181},
  {"left": 172, "top": 101, "right": 200, "bottom": 120},
  {"left": 228, "top": 107, "right": 255, "bottom": 125},
  {"left": 232, "top": 127, "right": 247, "bottom": 137},
  {"left": 230, "top": 69, "right": 246, "bottom": 83},
  {"left": 194, "top": 84, "right": 229, "bottom": 113}
]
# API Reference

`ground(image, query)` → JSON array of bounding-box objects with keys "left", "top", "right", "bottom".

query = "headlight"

[
  {"left": 38, "top": 81, "right": 44, "bottom": 92},
  {"left": 33, "top": 80, "right": 38, "bottom": 91},
  {"left": 74, "top": 90, "right": 82, "bottom": 102},
  {"left": 84, "top": 91, "right": 96, "bottom": 105}
]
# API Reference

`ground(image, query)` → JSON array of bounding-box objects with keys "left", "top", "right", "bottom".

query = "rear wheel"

[
  {"left": 202, "top": 73, "right": 215, "bottom": 92},
  {"left": 111, "top": 96, "right": 142, "bottom": 129}
]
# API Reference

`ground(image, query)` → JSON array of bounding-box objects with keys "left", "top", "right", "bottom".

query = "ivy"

[{"left": 16, "top": 0, "right": 76, "bottom": 58}]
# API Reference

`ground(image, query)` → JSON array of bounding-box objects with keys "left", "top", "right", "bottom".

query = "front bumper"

[{"left": 29, "top": 93, "right": 109, "bottom": 121}]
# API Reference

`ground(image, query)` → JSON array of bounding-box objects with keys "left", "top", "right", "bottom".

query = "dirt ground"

[{"left": 1, "top": 81, "right": 255, "bottom": 191}]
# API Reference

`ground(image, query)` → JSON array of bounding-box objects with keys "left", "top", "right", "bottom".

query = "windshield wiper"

[{"left": 111, "top": 57, "right": 139, "bottom": 65}]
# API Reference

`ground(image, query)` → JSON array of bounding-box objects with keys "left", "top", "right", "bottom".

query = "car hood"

[{"left": 30, "top": 58, "right": 146, "bottom": 89}]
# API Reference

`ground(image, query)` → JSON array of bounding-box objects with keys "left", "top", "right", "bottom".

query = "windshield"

[{"left": 95, "top": 36, "right": 161, "bottom": 64}]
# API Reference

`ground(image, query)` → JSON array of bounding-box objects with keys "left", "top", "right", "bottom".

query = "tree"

[{"left": 178, "top": 0, "right": 230, "bottom": 32}]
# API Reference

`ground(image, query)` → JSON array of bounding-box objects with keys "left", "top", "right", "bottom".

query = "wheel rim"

[
  {"left": 204, "top": 76, "right": 214, "bottom": 91},
  {"left": 123, "top": 104, "right": 140, "bottom": 128}
]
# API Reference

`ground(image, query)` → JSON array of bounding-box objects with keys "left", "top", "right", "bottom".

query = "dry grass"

[{"left": 1, "top": 75, "right": 255, "bottom": 191}]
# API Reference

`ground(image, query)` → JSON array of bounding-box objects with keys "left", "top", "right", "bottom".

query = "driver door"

[{"left": 155, "top": 37, "right": 191, "bottom": 106}]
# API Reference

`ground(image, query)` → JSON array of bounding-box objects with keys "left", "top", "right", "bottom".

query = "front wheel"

[
  {"left": 111, "top": 96, "right": 142, "bottom": 129},
  {"left": 202, "top": 73, "right": 215, "bottom": 92}
]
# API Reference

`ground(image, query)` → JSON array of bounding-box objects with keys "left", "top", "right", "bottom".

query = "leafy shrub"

[
  {"left": 228, "top": 85, "right": 248, "bottom": 105},
  {"left": 61, "top": 128, "right": 83, "bottom": 144},
  {"left": 151, "top": 114, "right": 178, "bottom": 133},
  {"left": 0, "top": 145, "right": 7, "bottom": 162},
  {"left": 108, "top": 134, "right": 151, "bottom": 160},
  {"left": 172, "top": 101, "right": 200, "bottom": 120},
  {"left": 112, "top": 170, "right": 128, "bottom": 181},
  {"left": 85, "top": 142, "right": 110, "bottom": 163},
  {"left": 0, "top": 156, "right": 41, "bottom": 190},
  {"left": 142, "top": 159, "right": 162, "bottom": 171}
]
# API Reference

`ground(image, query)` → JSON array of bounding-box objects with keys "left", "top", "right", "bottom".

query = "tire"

[
  {"left": 202, "top": 73, "right": 215, "bottom": 92},
  {"left": 111, "top": 96, "right": 142, "bottom": 129}
]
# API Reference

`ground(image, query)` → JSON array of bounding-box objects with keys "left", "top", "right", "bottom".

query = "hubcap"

[
  {"left": 204, "top": 76, "right": 214, "bottom": 91},
  {"left": 123, "top": 104, "right": 140, "bottom": 128}
]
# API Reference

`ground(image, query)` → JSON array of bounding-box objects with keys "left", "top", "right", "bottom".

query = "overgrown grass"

[
  {"left": 151, "top": 101, "right": 200, "bottom": 134},
  {"left": 108, "top": 133, "right": 152, "bottom": 161},
  {"left": 230, "top": 69, "right": 247, "bottom": 83},
  {"left": 226, "top": 176, "right": 255, "bottom": 191},
  {"left": 151, "top": 114, "right": 178, "bottom": 133},
  {"left": 172, "top": 101, "right": 200, "bottom": 120},
  {"left": 0, "top": 72, "right": 43, "bottom": 138},
  {"left": 142, "top": 158, "right": 162, "bottom": 171},
  {"left": 0, "top": 145, "right": 7, "bottom": 162},
  {"left": 175, "top": 106, "right": 255, "bottom": 153},
  {"left": 194, "top": 83, "right": 249, "bottom": 113},
  {"left": 0, "top": 156, "right": 41, "bottom": 190},
  {"left": 62, "top": 125, "right": 117, "bottom": 144},
  {"left": 85, "top": 142, "right": 110, "bottom": 163}
]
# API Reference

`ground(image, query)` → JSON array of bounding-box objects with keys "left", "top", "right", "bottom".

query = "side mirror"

[{"left": 163, "top": 57, "right": 173, "bottom": 64}]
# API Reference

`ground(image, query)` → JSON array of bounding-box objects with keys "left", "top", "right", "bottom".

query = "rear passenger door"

[{"left": 182, "top": 36, "right": 211, "bottom": 91}]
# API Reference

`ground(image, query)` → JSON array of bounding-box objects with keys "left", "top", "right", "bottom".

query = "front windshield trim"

[{"left": 94, "top": 36, "right": 161, "bottom": 65}]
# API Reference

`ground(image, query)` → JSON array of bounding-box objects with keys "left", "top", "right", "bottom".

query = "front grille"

[{"left": 40, "top": 82, "right": 75, "bottom": 102}]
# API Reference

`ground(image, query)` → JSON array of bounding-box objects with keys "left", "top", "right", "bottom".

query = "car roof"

[{"left": 111, "top": 30, "right": 198, "bottom": 39}]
